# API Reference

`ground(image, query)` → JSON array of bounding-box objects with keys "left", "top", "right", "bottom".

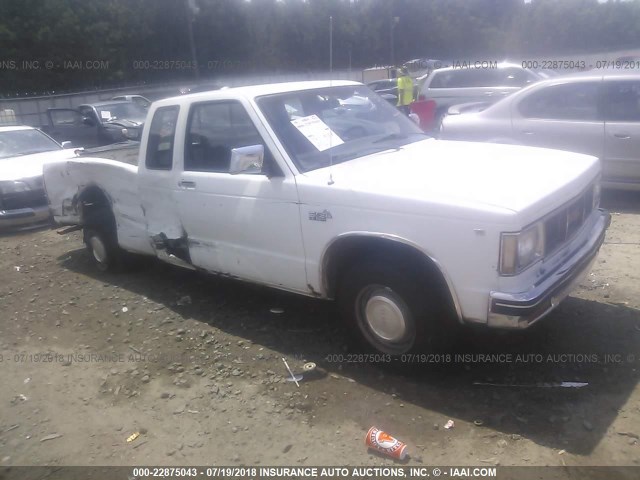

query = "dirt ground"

[{"left": 1, "top": 190, "right": 639, "bottom": 472}]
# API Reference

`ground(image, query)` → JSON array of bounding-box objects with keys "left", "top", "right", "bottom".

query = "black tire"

[
  {"left": 338, "top": 258, "right": 456, "bottom": 355},
  {"left": 83, "top": 226, "right": 122, "bottom": 272},
  {"left": 81, "top": 205, "right": 128, "bottom": 272}
]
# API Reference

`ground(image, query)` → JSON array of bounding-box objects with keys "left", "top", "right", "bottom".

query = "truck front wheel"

[{"left": 338, "top": 259, "right": 445, "bottom": 355}]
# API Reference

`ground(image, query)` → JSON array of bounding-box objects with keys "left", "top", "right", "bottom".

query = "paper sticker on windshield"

[
  {"left": 290, "top": 115, "right": 343, "bottom": 152},
  {"left": 100, "top": 111, "right": 111, "bottom": 120}
]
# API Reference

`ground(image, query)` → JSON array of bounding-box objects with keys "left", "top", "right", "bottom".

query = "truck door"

[
  {"left": 173, "top": 99, "right": 307, "bottom": 292},
  {"left": 137, "top": 105, "right": 190, "bottom": 266}
]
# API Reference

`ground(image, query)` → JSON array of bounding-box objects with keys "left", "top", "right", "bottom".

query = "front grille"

[
  {"left": 544, "top": 187, "right": 594, "bottom": 254},
  {"left": 1, "top": 189, "right": 47, "bottom": 210}
]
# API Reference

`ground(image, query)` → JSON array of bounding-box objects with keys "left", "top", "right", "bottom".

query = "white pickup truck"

[{"left": 44, "top": 80, "right": 610, "bottom": 355}]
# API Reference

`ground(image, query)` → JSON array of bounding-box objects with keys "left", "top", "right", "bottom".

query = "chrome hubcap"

[
  {"left": 365, "top": 294, "right": 407, "bottom": 342},
  {"left": 89, "top": 236, "right": 107, "bottom": 264}
]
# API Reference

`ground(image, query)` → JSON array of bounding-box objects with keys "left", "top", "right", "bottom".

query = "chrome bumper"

[
  {"left": 0, "top": 205, "right": 52, "bottom": 230},
  {"left": 488, "top": 209, "right": 610, "bottom": 329}
]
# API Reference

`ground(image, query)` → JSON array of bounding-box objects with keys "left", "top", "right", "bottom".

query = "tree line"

[{"left": 1, "top": 0, "right": 639, "bottom": 96}]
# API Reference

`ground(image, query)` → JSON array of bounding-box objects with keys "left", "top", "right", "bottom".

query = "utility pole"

[
  {"left": 329, "top": 16, "right": 333, "bottom": 75},
  {"left": 185, "top": 0, "right": 200, "bottom": 81},
  {"left": 390, "top": 16, "right": 399, "bottom": 67}
]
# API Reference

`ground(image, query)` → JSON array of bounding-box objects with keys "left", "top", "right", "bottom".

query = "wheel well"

[
  {"left": 76, "top": 186, "right": 116, "bottom": 231},
  {"left": 323, "top": 236, "right": 459, "bottom": 321}
]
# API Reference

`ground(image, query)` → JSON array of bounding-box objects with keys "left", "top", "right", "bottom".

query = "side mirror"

[
  {"left": 229, "top": 144, "right": 264, "bottom": 175},
  {"left": 82, "top": 116, "right": 96, "bottom": 127},
  {"left": 61, "top": 141, "right": 72, "bottom": 148}
]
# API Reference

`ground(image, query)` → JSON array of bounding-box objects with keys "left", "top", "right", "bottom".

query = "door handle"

[
  {"left": 179, "top": 180, "right": 196, "bottom": 189},
  {"left": 483, "top": 92, "right": 494, "bottom": 96},
  {"left": 521, "top": 130, "right": 534, "bottom": 135},
  {"left": 614, "top": 133, "right": 631, "bottom": 139}
]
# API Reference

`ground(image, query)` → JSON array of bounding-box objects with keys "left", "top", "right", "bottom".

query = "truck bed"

[
  {"left": 78, "top": 141, "right": 140, "bottom": 165},
  {"left": 43, "top": 156, "right": 153, "bottom": 256}
]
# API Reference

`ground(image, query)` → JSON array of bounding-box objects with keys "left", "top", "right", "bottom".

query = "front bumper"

[
  {"left": 488, "top": 208, "right": 610, "bottom": 328},
  {"left": 0, "top": 205, "right": 52, "bottom": 230}
]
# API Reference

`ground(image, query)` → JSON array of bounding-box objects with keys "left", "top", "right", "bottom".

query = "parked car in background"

[
  {"left": 367, "top": 78, "right": 398, "bottom": 96},
  {"left": 367, "top": 78, "right": 419, "bottom": 106},
  {"left": 418, "top": 62, "right": 549, "bottom": 128},
  {"left": 0, "top": 125, "right": 75, "bottom": 230},
  {"left": 42, "top": 100, "right": 147, "bottom": 148},
  {"left": 440, "top": 70, "right": 640, "bottom": 190},
  {"left": 111, "top": 94, "right": 152, "bottom": 110}
]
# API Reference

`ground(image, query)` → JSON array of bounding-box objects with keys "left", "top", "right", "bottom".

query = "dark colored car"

[
  {"left": 42, "top": 101, "right": 147, "bottom": 148},
  {"left": 367, "top": 78, "right": 419, "bottom": 105}
]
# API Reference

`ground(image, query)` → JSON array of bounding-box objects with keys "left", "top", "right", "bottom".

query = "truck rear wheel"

[
  {"left": 84, "top": 227, "right": 122, "bottom": 272},
  {"left": 338, "top": 258, "right": 448, "bottom": 355}
]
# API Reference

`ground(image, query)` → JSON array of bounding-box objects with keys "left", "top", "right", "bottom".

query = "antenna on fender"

[{"left": 328, "top": 15, "right": 335, "bottom": 186}]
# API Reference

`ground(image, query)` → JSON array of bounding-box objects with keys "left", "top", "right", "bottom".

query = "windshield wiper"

[
  {"left": 371, "top": 132, "right": 428, "bottom": 144},
  {"left": 331, "top": 145, "right": 399, "bottom": 164}
]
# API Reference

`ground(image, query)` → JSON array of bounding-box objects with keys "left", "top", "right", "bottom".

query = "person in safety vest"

[{"left": 396, "top": 67, "right": 414, "bottom": 115}]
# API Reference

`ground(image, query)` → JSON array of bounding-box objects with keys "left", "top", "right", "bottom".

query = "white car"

[
  {"left": 43, "top": 81, "right": 609, "bottom": 355},
  {"left": 0, "top": 126, "right": 75, "bottom": 230}
]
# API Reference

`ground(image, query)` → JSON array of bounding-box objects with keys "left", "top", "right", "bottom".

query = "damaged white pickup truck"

[{"left": 44, "top": 81, "right": 610, "bottom": 355}]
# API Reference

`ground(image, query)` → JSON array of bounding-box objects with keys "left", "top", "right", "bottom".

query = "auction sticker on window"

[{"left": 291, "top": 114, "right": 343, "bottom": 151}]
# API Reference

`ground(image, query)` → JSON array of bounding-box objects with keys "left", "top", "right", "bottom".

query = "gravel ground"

[{"left": 0, "top": 190, "right": 639, "bottom": 472}]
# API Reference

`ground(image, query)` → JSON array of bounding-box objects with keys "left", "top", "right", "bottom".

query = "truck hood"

[
  {"left": 0, "top": 149, "right": 76, "bottom": 182},
  {"left": 301, "top": 139, "right": 600, "bottom": 222}
]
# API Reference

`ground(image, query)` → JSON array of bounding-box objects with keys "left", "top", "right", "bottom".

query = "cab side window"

[
  {"left": 184, "top": 100, "right": 276, "bottom": 174},
  {"left": 145, "top": 106, "right": 179, "bottom": 170},
  {"left": 49, "top": 109, "right": 84, "bottom": 126}
]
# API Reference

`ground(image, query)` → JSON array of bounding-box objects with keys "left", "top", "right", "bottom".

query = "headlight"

[
  {"left": 0, "top": 180, "right": 31, "bottom": 195},
  {"left": 121, "top": 128, "right": 138, "bottom": 140},
  {"left": 500, "top": 222, "right": 545, "bottom": 275}
]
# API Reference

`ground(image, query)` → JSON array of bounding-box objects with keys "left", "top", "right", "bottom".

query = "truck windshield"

[
  {"left": 257, "top": 85, "right": 427, "bottom": 173},
  {"left": 95, "top": 103, "right": 147, "bottom": 123},
  {"left": 0, "top": 129, "right": 61, "bottom": 159}
]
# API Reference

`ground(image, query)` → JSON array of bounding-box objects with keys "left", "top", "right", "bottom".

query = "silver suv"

[{"left": 419, "top": 62, "right": 549, "bottom": 125}]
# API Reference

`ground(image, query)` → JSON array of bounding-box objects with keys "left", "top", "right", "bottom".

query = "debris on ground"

[
  {"left": 365, "top": 426, "right": 408, "bottom": 460},
  {"left": 281, "top": 357, "right": 301, "bottom": 386},
  {"left": 444, "top": 419, "right": 455, "bottom": 430},
  {"left": 126, "top": 432, "right": 141, "bottom": 443},
  {"left": 40, "top": 433, "right": 63, "bottom": 442}
]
